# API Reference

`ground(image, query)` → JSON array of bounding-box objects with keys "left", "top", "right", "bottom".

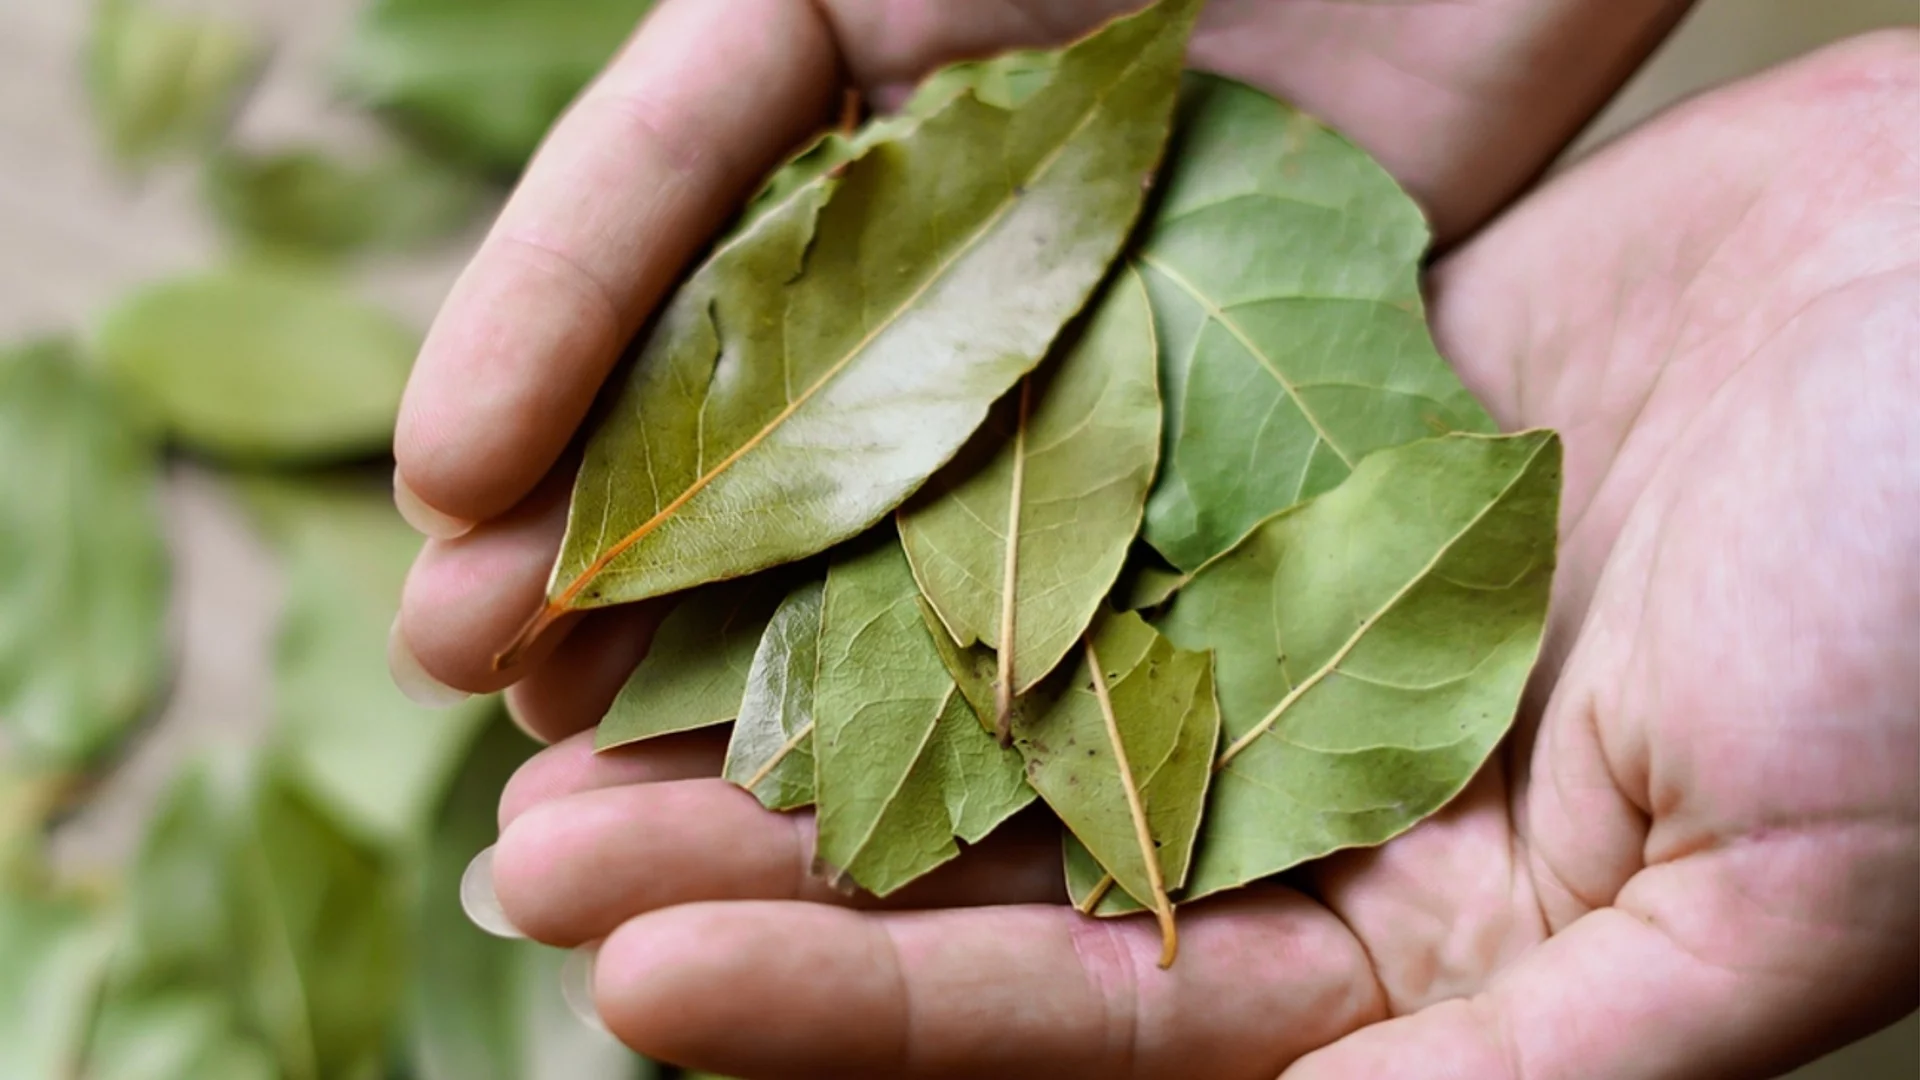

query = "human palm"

[{"left": 389, "top": 3, "right": 1919, "bottom": 1076}]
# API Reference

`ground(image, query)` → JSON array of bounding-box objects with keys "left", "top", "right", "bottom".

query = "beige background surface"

[{"left": 2, "top": 1, "right": 1914, "bottom": 1076}]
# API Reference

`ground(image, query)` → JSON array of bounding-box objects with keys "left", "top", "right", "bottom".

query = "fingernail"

[
  {"left": 394, "top": 468, "right": 474, "bottom": 540},
  {"left": 561, "top": 944, "right": 607, "bottom": 1033},
  {"left": 459, "top": 846, "right": 523, "bottom": 940},
  {"left": 388, "top": 616, "right": 471, "bottom": 710}
]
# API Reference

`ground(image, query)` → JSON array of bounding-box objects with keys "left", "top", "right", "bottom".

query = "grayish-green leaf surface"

[
  {"left": 205, "top": 149, "right": 487, "bottom": 259},
  {"left": 596, "top": 576, "right": 788, "bottom": 751},
  {"left": 814, "top": 537, "right": 1032, "bottom": 896},
  {"left": 0, "top": 889, "right": 114, "bottom": 1080},
  {"left": 112, "top": 757, "right": 407, "bottom": 1080},
  {"left": 87, "top": 0, "right": 260, "bottom": 166},
  {"left": 722, "top": 579, "right": 825, "bottom": 811},
  {"left": 1158, "top": 432, "right": 1560, "bottom": 902},
  {"left": 339, "top": 0, "right": 655, "bottom": 170},
  {"left": 1138, "top": 76, "right": 1495, "bottom": 571},
  {"left": 86, "top": 992, "right": 277, "bottom": 1080},
  {"left": 246, "top": 481, "right": 496, "bottom": 846},
  {"left": 97, "top": 270, "right": 418, "bottom": 463},
  {"left": 0, "top": 340, "right": 167, "bottom": 767},
  {"left": 900, "top": 266, "right": 1161, "bottom": 711},
  {"left": 541, "top": 0, "right": 1196, "bottom": 623},
  {"left": 411, "top": 716, "right": 646, "bottom": 1080},
  {"left": 1018, "top": 611, "right": 1216, "bottom": 914}
]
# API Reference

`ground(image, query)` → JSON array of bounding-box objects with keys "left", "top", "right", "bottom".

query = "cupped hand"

[{"left": 391, "top": 3, "right": 1920, "bottom": 1076}]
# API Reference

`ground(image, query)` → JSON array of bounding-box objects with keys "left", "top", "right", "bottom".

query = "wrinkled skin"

[{"left": 390, "top": 2, "right": 1920, "bottom": 1076}]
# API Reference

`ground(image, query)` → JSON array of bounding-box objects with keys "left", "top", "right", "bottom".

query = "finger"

[
  {"left": 592, "top": 893, "right": 1383, "bottom": 1079},
  {"left": 498, "top": 727, "right": 727, "bottom": 828},
  {"left": 395, "top": 0, "right": 841, "bottom": 524},
  {"left": 492, "top": 781, "right": 1068, "bottom": 945},
  {"left": 820, "top": 0, "right": 1698, "bottom": 241},
  {"left": 1186, "top": 0, "right": 1697, "bottom": 240},
  {"left": 395, "top": 462, "right": 576, "bottom": 695},
  {"left": 504, "top": 601, "right": 664, "bottom": 742}
]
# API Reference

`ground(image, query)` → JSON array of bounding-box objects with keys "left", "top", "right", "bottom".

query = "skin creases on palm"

[{"left": 1294, "top": 33, "right": 1920, "bottom": 1074}]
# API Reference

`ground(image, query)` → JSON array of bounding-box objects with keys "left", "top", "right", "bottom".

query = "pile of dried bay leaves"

[{"left": 511, "top": 0, "right": 1563, "bottom": 966}]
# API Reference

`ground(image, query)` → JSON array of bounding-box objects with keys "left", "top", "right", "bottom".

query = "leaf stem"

[
  {"left": 994, "top": 376, "right": 1033, "bottom": 747},
  {"left": 1076, "top": 872, "right": 1117, "bottom": 915},
  {"left": 1084, "top": 634, "right": 1177, "bottom": 967}
]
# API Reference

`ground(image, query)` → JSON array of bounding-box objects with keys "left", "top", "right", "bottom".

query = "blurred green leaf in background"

[
  {"left": 339, "top": 0, "right": 658, "bottom": 172},
  {"left": 0, "top": 340, "right": 169, "bottom": 769},
  {"left": 0, "top": 0, "right": 674, "bottom": 1075},
  {"left": 95, "top": 269, "right": 418, "bottom": 465},
  {"left": 87, "top": 0, "right": 262, "bottom": 167},
  {"left": 205, "top": 149, "right": 487, "bottom": 261}
]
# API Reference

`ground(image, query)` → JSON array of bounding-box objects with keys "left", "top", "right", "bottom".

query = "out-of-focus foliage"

[
  {"left": 206, "top": 149, "right": 487, "bottom": 260},
  {"left": 97, "top": 756, "right": 407, "bottom": 1080},
  {"left": 0, "top": 0, "right": 679, "bottom": 1075},
  {"left": 87, "top": 0, "right": 261, "bottom": 167},
  {"left": 0, "top": 340, "right": 168, "bottom": 768},
  {"left": 95, "top": 269, "right": 418, "bottom": 464},
  {"left": 247, "top": 480, "right": 499, "bottom": 846},
  {"left": 0, "top": 887, "right": 115, "bottom": 1079},
  {"left": 338, "top": 0, "right": 657, "bottom": 171}
]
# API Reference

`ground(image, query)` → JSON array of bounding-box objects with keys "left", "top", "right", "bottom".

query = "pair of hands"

[{"left": 388, "top": 2, "right": 1920, "bottom": 1076}]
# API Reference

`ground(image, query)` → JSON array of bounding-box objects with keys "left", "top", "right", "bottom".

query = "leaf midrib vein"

[
  {"left": 1216, "top": 442, "right": 1545, "bottom": 766},
  {"left": 1136, "top": 252, "right": 1354, "bottom": 469},
  {"left": 554, "top": 53, "right": 1152, "bottom": 610}
]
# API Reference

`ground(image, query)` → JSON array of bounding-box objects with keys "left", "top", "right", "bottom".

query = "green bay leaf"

[
  {"left": 813, "top": 535, "right": 1032, "bottom": 897},
  {"left": 524, "top": 0, "right": 1197, "bottom": 649},
  {"left": 96, "top": 269, "right": 418, "bottom": 464},
  {"left": 0, "top": 888, "right": 114, "bottom": 1080},
  {"left": 87, "top": 0, "right": 261, "bottom": 167},
  {"left": 0, "top": 340, "right": 168, "bottom": 768},
  {"left": 244, "top": 480, "right": 497, "bottom": 847},
  {"left": 722, "top": 579, "right": 826, "bottom": 811},
  {"left": 595, "top": 576, "right": 788, "bottom": 751},
  {"left": 113, "top": 756, "right": 408, "bottom": 1080},
  {"left": 84, "top": 991, "right": 278, "bottom": 1080},
  {"left": 1158, "top": 432, "right": 1560, "bottom": 903},
  {"left": 338, "top": 0, "right": 656, "bottom": 171},
  {"left": 1015, "top": 610, "right": 1217, "bottom": 963},
  {"left": 900, "top": 265, "right": 1161, "bottom": 739},
  {"left": 1138, "top": 76, "right": 1496, "bottom": 572},
  {"left": 204, "top": 148, "right": 487, "bottom": 260}
]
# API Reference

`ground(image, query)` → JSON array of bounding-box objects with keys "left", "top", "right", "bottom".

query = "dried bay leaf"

[
  {"left": 205, "top": 148, "right": 488, "bottom": 260},
  {"left": 1137, "top": 76, "right": 1495, "bottom": 572},
  {"left": 96, "top": 268, "right": 417, "bottom": 464},
  {"left": 0, "top": 341, "right": 168, "bottom": 768},
  {"left": 111, "top": 756, "right": 408, "bottom": 1080},
  {"left": 339, "top": 0, "right": 656, "bottom": 171},
  {"left": 509, "top": 0, "right": 1198, "bottom": 660},
  {"left": 722, "top": 579, "right": 826, "bottom": 811},
  {"left": 813, "top": 535, "right": 1032, "bottom": 897},
  {"left": 1014, "top": 610, "right": 1217, "bottom": 964},
  {"left": 87, "top": 0, "right": 260, "bottom": 167},
  {"left": 899, "top": 266, "right": 1161, "bottom": 741},
  {"left": 243, "top": 480, "right": 497, "bottom": 846},
  {"left": 596, "top": 576, "right": 788, "bottom": 751},
  {"left": 0, "top": 888, "right": 114, "bottom": 1080},
  {"left": 1157, "top": 432, "right": 1560, "bottom": 903}
]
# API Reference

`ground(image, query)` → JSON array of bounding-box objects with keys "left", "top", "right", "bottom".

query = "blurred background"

[{"left": 0, "top": 1, "right": 1912, "bottom": 1078}]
